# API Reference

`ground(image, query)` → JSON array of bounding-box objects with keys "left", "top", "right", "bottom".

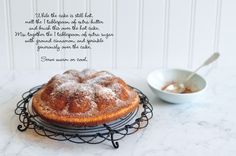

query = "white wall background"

[{"left": 0, "top": 0, "right": 235, "bottom": 71}]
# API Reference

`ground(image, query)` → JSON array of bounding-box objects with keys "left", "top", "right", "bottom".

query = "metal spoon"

[{"left": 164, "top": 52, "right": 220, "bottom": 93}]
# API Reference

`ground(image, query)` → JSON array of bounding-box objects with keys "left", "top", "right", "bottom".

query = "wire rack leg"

[
  {"left": 103, "top": 124, "right": 119, "bottom": 148},
  {"left": 110, "top": 131, "right": 119, "bottom": 148}
]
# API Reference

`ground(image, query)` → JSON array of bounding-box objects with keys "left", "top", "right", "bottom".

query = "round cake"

[{"left": 32, "top": 69, "right": 140, "bottom": 126}]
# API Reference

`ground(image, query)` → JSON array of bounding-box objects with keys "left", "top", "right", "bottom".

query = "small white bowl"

[{"left": 147, "top": 69, "right": 207, "bottom": 103}]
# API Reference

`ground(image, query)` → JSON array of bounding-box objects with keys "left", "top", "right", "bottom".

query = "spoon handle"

[
  {"left": 186, "top": 52, "right": 220, "bottom": 81},
  {"left": 203, "top": 52, "right": 220, "bottom": 66}
]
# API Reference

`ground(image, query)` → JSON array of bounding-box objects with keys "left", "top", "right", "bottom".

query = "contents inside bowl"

[{"left": 161, "top": 81, "right": 194, "bottom": 94}]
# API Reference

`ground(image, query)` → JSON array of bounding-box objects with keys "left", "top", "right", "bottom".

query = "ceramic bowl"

[{"left": 147, "top": 69, "right": 207, "bottom": 103}]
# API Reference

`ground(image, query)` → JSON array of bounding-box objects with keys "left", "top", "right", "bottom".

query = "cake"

[{"left": 32, "top": 69, "right": 140, "bottom": 126}]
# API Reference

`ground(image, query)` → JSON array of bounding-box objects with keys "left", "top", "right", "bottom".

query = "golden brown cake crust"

[{"left": 32, "top": 69, "right": 140, "bottom": 126}]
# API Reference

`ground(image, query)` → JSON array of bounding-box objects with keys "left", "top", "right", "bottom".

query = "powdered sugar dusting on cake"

[
  {"left": 85, "top": 101, "right": 98, "bottom": 116},
  {"left": 63, "top": 69, "right": 80, "bottom": 76},
  {"left": 43, "top": 69, "right": 133, "bottom": 115},
  {"left": 56, "top": 81, "right": 93, "bottom": 96},
  {"left": 115, "top": 99, "right": 126, "bottom": 107},
  {"left": 110, "top": 83, "right": 122, "bottom": 94},
  {"left": 79, "top": 69, "right": 97, "bottom": 79},
  {"left": 54, "top": 73, "right": 75, "bottom": 81},
  {"left": 85, "top": 71, "right": 113, "bottom": 85},
  {"left": 95, "top": 85, "right": 116, "bottom": 100}
]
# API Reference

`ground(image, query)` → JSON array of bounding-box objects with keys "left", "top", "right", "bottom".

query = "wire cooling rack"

[{"left": 15, "top": 85, "right": 153, "bottom": 148}]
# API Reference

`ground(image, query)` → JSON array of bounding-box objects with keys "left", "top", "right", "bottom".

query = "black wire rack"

[{"left": 15, "top": 85, "right": 153, "bottom": 148}]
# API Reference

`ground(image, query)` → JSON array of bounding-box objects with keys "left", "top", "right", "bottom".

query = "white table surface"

[{"left": 0, "top": 68, "right": 236, "bottom": 156}]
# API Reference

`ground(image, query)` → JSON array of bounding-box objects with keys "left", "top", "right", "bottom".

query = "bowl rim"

[{"left": 147, "top": 68, "right": 207, "bottom": 96}]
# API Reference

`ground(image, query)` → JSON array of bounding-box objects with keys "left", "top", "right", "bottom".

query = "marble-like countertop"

[{"left": 0, "top": 68, "right": 235, "bottom": 156}]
